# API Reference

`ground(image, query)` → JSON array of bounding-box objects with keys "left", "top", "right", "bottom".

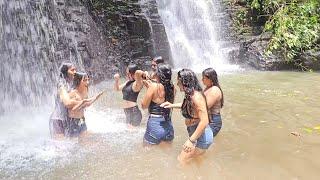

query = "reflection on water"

[{"left": 1, "top": 71, "right": 320, "bottom": 179}]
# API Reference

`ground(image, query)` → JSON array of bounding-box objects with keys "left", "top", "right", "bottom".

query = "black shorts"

[
  {"left": 65, "top": 117, "right": 87, "bottom": 137},
  {"left": 124, "top": 106, "right": 142, "bottom": 126}
]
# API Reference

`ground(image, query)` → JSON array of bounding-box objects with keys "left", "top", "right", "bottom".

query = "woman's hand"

[
  {"left": 160, "top": 101, "right": 172, "bottom": 108},
  {"left": 143, "top": 80, "right": 152, "bottom": 88},
  {"left": 142, "top": 71, "right": 149, "bottom": 79},
  {"left": 183, "top": 139, "right": 196, "bottom": 153},
  {"left": 114, "top": 73, "right": 120, "bottom": 81},
  {"left": 95, "top": 91, "right": 105, "bottom": 100}
]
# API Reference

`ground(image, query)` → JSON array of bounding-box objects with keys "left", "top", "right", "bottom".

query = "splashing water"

[{"left": 0, "top": 0, "right": 86, "bottom": 113}]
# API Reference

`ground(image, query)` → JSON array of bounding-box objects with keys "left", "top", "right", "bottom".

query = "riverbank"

[{"left": 223, "top": 0, "right": 320, "bottom": 71}]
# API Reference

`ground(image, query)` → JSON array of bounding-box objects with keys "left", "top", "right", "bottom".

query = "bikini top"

[
  {"left": 148, "top": 83, "right": 171, "bottom": 119},
  {"left": 181, "top": 97, "right": 213, "bottom": 123},
  {"left": 181, "top": 98, "right": 198, "bottom": 119},
  {"left": 149, "top": 101, "right": 170, "bottom": 115},
  {"left": 149, "top": 101, "right": 171, "bottom": 120},
  {"left": 122, "top": 80, "right": 139, "bottom": 102}
]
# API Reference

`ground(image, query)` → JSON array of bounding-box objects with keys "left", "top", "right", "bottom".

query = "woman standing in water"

[
  {"left": 141, "top": 63, "right": 175, "bottom": 145},
  {"left": 65, "top": 72, "right": 103, "bottom": 137},
  {"left": 114, "top": 63, "right": 145, "bottom": 127},
  {"left": 202, "top": 68, "right": 223, "bottom": 137},
  {"left": 49, "top": 62, "right": 76, "bottom": 138},
  {"left": 161, "top": 69, "right": 213, "bottom": 163},
  {"left": 150, "top": 56, "right": 164, "bottom": 80}
]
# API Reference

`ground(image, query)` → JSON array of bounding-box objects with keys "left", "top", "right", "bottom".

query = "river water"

[{"left": 1, "top": 71, "right": 319, "bottom": 179}]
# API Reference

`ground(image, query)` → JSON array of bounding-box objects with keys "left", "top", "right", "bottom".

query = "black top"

[
  {"left": 149, "top": 101, "right": 171, "bottom": 120},
  {"left": 122, "top": 80, "right": 139, "bottom": 102},
  {"left": 181, "top": 98, "right": 197, "bottom": 119}
]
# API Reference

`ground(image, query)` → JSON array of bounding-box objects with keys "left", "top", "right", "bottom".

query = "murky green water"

[{"left": 1, "top": 71, "right": 320, "bottom": 180}]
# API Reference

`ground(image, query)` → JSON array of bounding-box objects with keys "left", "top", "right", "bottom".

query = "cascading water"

[
  {"left": 0, "top": 1, "right": 138, "bottom": 177},
  {"left": 0, "top": 0, "right": 84, "bottom": 175},
  {"left": 156, "top": 0, "right": 240, "bottom": 72}
]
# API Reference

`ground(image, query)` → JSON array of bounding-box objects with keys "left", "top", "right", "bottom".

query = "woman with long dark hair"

[
  {"left": 141, "top": 63, "right": 175, "bottom": 145},
  {"left": 161, "top": 69, "right": 213, "bottom": 163},
  {"left": 114, "top": 63, "right": 145, "bottom": 127},
  {"left": 65, "top": 72, "right": 104, "bottom": 137},
  {"left": 202, "top": 68, "right": 223, "bottom": 137},
  {"left": 49, "top": 62, "right": 76, "bottom": 138}
]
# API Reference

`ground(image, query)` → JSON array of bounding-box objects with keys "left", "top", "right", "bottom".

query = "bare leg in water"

[{"left": 178, "top": 148, "right": 206, "bottom": 165}]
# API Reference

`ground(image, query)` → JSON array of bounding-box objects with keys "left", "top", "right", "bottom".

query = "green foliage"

[
  {"left": 234, "top": 8, "right": 248, "bottom": 27},
  {"left": 264, "top": 0, "right": 320, "bottom": 61},
  {"left": 234, "top": 0, "right": 320, "bottom": 63}
]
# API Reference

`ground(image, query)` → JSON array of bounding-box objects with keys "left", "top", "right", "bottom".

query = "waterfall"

[
  {"left": 0, "top": 0, "right": 85, "bottom": 114},
  {"left": 156, "top": 0, "right": 239, "bottom": 72}
]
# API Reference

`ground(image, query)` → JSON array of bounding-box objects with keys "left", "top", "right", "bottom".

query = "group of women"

[
  {"left": 113, "top": 57, "right": 224, "bottom": 163},
  {"left": 49, "top": 56, "right": 224, "bottom": 163}
]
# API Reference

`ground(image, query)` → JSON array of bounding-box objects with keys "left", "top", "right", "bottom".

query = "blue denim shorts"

[
  {"left": 209, "top": 114, "right": 222, "bottom": 137},
  {"left": 144, "top": 115, "right": 174, "bottom": 145},
  {"left": 187, "top": 124, "right": 213, "bottom": 149}
]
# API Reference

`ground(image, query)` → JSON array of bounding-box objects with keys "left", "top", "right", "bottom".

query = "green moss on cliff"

[{"left": 227, "top": 0, "right": 320, "bottom": 66}]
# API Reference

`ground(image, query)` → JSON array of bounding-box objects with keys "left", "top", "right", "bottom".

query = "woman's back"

[{"left": 150, "top": 82, "right": 165, "bottom": 104}]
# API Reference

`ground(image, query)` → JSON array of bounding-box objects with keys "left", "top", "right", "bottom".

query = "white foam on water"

[
  {"left": 85, "top": 107, "right": 128, "bottom": 133},
  {"left": 0, "top": 105, "right": 145, "bottom": 175}
]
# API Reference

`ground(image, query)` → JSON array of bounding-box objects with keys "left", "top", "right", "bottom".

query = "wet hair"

[
  {"left": 73, "top": 72, "right": 88, "bottom": 89},
  {"left": 202, "top": 68, "right": 224, "bottom": 107},
  {"left": 153, "top": 56, "right": 164, "bottom": 64},
  {"left": 156, "top": 63, "right": 174, "bottom": 103},
  {"left": 178, "top": 69, "right": 208, "bottom": 120},
  {"left": 59, "top": 62, "right": 74, "bottom": 79},
  {"left": 127, "top": 63, "right": 139, "bottom": 75},
  {"left": 177, "top": 69, "right": 202, "bottom": 99}
]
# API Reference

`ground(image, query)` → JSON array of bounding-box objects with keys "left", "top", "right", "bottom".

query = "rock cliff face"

[
  {"left": 0, "top": 0, "right": 171, "bottom": 112},
  {"left": 52, "top": 0, "right": 172, "bottom": 79},
  {"left": 83, "top": 0, "right": 172, "bottom": 75}
]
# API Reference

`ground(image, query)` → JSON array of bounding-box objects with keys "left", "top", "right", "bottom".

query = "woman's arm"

[
  {"left": 72, "top": 91, "right": 105, "bottom": 110},
  {"left": 132, "top": 70, "right": 146, "bottom": 92},
  {"left": 141, "top": 83, "right": 155, "bottom": 109},
  {"left": 59, "top": 87, "right": 82, "bottom": 108},
  {"left": 114, "top": 73, "right": 127, "bottom": 91},
  {"left": 204, "top": 86, "right": 222, "bottom": 109},
  {"left": 189, "top": 92, "right": 209, "bottom": 142},
  {"left": 160, "top": 102, "right": 182, "bottom": 109}
]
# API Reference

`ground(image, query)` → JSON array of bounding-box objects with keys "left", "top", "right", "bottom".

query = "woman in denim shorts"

[
  {"left": 141, "top": 63, "right": 175, "bottom": 145},
  {"left": 202, "top": 68, "right": 223, "bottom": 137},
  {"left": 161, "top": 69, "right": 213, "bottom": 163}
]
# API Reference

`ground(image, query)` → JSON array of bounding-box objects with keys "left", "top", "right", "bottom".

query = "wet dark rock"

[
  {"left": 236, "top": 34, "right": 296, "bottom": 70},
  {"left": 299, "top": 50, "right": 320, "bottom": 70},
  {"left": 80, "top": 0, "right": 172, "bottom": 76},
  {"left": 224, "top": 0, "right": 319, "bottom": 71}
]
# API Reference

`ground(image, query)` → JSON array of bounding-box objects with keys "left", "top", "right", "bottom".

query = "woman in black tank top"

[
  {"left": 161, "top": 69, "right": 213, "bottom": 164},
  {"left": 141, "top": 63, "right": 175, "bottom": 145},
  {"left": 114, "top": 63, "right": 146, "bottom": 127}
]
